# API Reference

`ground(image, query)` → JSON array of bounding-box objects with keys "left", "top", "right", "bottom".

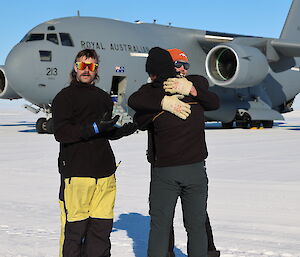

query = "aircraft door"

[{"left": 110, "top": 76, "right": 127, "bottom": 104}]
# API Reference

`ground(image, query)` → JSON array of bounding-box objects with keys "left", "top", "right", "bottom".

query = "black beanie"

[{"left": 146, "top": 47, "right": 176, "bottom": 80}]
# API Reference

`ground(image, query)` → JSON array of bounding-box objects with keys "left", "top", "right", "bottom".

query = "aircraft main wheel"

[
  {"left": 262, "top": 120, "right": 273, "bottom": 128},
  {"left": 236, "top": 121, "right": 249, "bottom": 129},
  {"left": 250, "top": 120, "right": 261, "bottom": 128},
  {"left": 36, "top": 118, "right": 47, "bottom": 134},
  {"left": 222, "top": 121, "right": 234, "bottom": 129},
  {"left": 46, "top": 118, "right": 54, "bottom": 134}
]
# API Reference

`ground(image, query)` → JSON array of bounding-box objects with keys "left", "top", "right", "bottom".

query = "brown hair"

[{"left": 70, "top": 49, "right": 100, "bottom": 84}]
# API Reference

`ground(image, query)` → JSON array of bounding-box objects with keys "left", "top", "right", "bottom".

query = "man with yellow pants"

[{"left": 52, "top": 49, "right": 137, "bottom": 257}]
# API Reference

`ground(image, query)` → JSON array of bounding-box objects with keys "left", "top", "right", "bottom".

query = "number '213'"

[{"left": 46, "top": 67, "right": 58, "bottom": 76}]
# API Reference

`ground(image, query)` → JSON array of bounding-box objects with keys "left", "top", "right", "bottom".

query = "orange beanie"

[{"left": 167, "top": 48, "right": 189, "bottom": 62}]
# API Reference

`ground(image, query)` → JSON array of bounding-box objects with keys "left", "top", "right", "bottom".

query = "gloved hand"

[
  {"left": 163, "top": 77, "right": 193, "bottom": 95},
  {"left": 93, "top": 113, "right": 120, "bottom": 134},
  {"left": 109, "top": 122, "right": 138, "bottom": 140},
  {"left": 82, "top": 113, "right": 119, "bottom": 138},
  {"left": 161, "top": 95, "right": 191, "bottom": 120}
]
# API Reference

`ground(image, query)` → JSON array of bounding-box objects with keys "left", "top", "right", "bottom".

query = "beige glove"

[
  {"left": 161, "top": 95, "right": 191, "bottom": 120},
  {"left": 163, "top": 77, "right": 193, "bottom": 95}
]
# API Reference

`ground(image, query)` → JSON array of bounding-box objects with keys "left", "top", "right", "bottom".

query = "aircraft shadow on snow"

[
  {"left": 276, "top": 122, "right": 300, "bottom": 130},
  {"left": 113, "top": 212, "right": 186, "bottom": 257},
  {"left": 0, "top": 121, "right": 36, "bottom": 133}
]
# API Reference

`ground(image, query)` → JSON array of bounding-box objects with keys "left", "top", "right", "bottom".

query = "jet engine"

[
  {"left": 0, "top": 66, "right": 21, "bottom": 99},
  {"left": 205, "top": 43, "right": 269, "bottom": 88}
]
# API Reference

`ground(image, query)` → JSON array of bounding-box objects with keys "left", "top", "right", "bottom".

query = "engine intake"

[
  {"left": 205, "top": 43, "right": 269, "bottom": 88},
  {"left": 0, "top": 66, "right": 21, "bottom": 99}
]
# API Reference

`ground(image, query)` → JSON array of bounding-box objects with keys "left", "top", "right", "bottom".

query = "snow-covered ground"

[{"left": 0, "top": 104, "right": 299, "bottom": 257}]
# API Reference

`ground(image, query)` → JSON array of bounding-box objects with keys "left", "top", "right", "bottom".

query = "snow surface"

[{"left": 0, "top": 104, "right": 300, "bottom": 257}]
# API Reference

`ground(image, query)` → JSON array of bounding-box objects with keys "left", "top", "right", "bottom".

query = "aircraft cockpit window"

[
  {"left": 47, "top": 34, "right": 59, "bottom": 45},
  {"left": 26, "top": 33, "right": 45, "bottom": 41},
  {"left": 39, "top": 50, "right": 52, "bottom": 62},
  {"left": 59, "top": 33, "right": 74, "bottom": 47}
]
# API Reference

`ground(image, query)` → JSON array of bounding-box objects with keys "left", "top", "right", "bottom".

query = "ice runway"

[{"left": 0, "top": 106, "right": 299, "bottom": 257}]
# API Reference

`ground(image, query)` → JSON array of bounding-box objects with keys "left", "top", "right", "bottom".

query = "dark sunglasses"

[
  {"left": 174, "top": 61, "right": 190, "bottom": 70},
  {"left": 75, "top": 62, "right": 99, "bottom": 71}
]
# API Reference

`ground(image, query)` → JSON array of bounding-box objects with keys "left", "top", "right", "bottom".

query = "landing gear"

[
  {"left": 236, "top": 121, "right": 249, "bottom": 129},
  {"left": 35, "top": 118, "right": 54, "bottom": 134},
  {"left": 223, "top": 119, "right": 274, "bottom": 129},
  {"left": 24, "top": 103, "right": 54, "bottom": 134},
  {"left": 221, "top": 121, "right": 234, "bottom": 129},
  {"left": 262, "top": 120, "right": 274, "bottom": 128},
  {"left": 249, "top": 120, "right": 261, "bottom": 129},
  {"left": 235, "top": 120, "right": 274, "bottom": 129},
  {"left": 235, "top": 112, "right": 251, "bottom": 129},
  {"left": 46, "top": 118, "right": 54, "bottom": 133},
  {"left": 235, "top": 110, "right": 274, "bottom": 129},
  {"left": 36, "top": 118, "right": 47, "bottom": 133}
]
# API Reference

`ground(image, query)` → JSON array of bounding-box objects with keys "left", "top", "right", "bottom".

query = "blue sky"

[{"left": 1, "top": 0, "right": 298, "bottom": 109}]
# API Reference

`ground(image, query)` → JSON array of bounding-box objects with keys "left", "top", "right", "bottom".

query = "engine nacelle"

[
  {"left": 205, "top": 43, "right": 269, "bottom": 88},
  {"left": 0, "top": 66, "right": 21, "bottom": 99}
]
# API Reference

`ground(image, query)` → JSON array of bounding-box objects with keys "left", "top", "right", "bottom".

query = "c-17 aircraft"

[{"left": 1, "top": 0, "right": 300, "bottom": 133}]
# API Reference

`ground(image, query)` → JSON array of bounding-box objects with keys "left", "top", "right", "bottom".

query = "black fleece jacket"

[
  {"left": 128, "top": 75, "right": 219, "bottom": 167},
  {"left": 52, "top": 81, "right": 116, "bottom": 178}
]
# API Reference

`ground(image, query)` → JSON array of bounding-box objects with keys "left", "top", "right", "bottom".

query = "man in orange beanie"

[
  {"left": 166, "top": 48, "right": 221, "bottom": 257},
  {"left": 129, "top": 47, "right": 220, "bottom": 257}
]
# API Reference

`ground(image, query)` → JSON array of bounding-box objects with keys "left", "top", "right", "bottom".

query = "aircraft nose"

[
  {"left": 5, "top": 43, "right": 45, "bottom": 99},
  {"left": 5, "top": 43, "right": 39, "bottom": 98}
]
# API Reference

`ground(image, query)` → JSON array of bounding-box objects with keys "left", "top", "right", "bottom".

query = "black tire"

[
  {"left": 262, "top": 120, "right": 273, "bottom": 128},
  {"left": 236, "top": 121, "right": 249, "bottom": 129},
  {"left": 222, "top": 121, "right": 234, "bottom": 129},
  {"left": 46, "top": 118, "right": 54, "bottom": 134},
  {"left": 250, "top": 120, "right": 261, "bottom": 128},
  {"left": 36, "top": 118, "right": 47, "bottom": 134}
]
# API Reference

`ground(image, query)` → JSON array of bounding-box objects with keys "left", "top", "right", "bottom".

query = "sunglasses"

[
  {"left": 75, "top": 62, "right": 99, "bottom": 71},
  {"left": 174, "top": 61, "right": 190, "bottom": 70}
]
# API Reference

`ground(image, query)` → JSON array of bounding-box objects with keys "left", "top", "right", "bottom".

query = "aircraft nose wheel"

[{"left": 36, "top": 117, "right": 54, "bottom": 134}]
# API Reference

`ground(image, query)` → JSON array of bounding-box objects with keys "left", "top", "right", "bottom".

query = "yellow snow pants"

[{"left": 59, "top": 174, "right": 116, "bottom": 257}]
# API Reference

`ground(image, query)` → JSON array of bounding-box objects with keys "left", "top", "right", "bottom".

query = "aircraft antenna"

[{"left": 77, "top": 10, "right": 80, "bottom": 16}]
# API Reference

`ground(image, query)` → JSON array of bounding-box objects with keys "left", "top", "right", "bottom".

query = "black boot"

[{"left": 208, "top": 250, "right": 220, "bottom": 257}]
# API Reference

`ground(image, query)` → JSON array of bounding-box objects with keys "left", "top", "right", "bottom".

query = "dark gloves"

[
  {"left": 93, "top": 114, "right": 119, "bottom": 133},
  {"left": 82, "top": 113, "right": 120, "bottom": 139},
  {"left": 108, "top": 122, "right": 138, "bottom": 140}
]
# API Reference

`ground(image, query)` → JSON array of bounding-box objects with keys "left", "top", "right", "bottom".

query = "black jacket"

[
  {"left": 128, "top": 75, "right": 219, "bottom": 167},
  {"left": 52, "top": 81, "right": 116, "bottom": 178}
]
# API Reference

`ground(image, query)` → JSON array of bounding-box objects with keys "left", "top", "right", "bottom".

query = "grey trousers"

[{"left": 148, "top": 162, "right": 208, "bottom": 257}]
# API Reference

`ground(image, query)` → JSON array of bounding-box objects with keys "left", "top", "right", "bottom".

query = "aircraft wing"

[
  {"left": 197, "top": 31, "right": 300, "bottom": 61},
  {"left": 271, "top": 39, "right": 300, "bottom": 57}
]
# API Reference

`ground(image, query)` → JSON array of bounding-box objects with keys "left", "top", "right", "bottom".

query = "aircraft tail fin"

[{"left": 280, "top": 0, "right": 300, "bottom": 42}]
